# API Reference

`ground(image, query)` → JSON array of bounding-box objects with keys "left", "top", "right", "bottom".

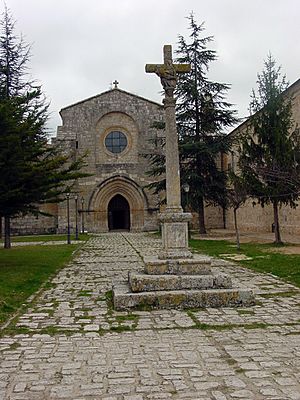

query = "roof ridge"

[{"left": 60, "top": 88, "right": 163, "bottom": 111}]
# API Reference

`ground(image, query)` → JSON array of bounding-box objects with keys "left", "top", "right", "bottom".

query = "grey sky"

[{"left": 3, "top": 0, "right": 300, "bottom": 136}]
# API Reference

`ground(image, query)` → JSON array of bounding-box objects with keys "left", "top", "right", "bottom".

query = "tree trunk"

[
  {"left": 273, "top": 201, "right": 282, "bottom": 244},
  {"left": 233, "top": 207, "right": 240, "bottom": 250},
  {"left": 222, "top": 206, "right": 226, "bottom": 229},
  {"left": 0, "top": 216, "right": 2, "bottom": 239},
  {"left": 4, "top": 216, "right": 11, "bottom": 249},
  {"left": 198, "top": 197, "right": 206, "bottom": 234}
]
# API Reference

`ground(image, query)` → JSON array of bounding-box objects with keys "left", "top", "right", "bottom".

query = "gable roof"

[
  {"left": 61, "top": 88, "right": 163, "bottom": 112},
  {"left": 229, "top": 77, "right": 300, "bottom": 137}
]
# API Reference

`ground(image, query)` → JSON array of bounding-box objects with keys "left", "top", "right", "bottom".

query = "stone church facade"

[{"left": 54, "top": 86, "right": 165, "bottom": 234}]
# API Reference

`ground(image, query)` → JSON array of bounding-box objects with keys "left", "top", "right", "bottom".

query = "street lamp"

[
  {"left": 74, "top": 194, "right": 79, "bottom": 240},
  {"left": 182, "top": 183, "right": 190, "bottom": 210},
  {"left": 81, "top": 197, "right": 85, "bottom": 234},
  {"left": 66, "top": 193, "right": 71, "bottom": 244},
  {"left": 182, "top": 183, "right": 191, "bottom": 240}
]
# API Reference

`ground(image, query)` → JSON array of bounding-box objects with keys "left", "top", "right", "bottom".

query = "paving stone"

[
  {"left": 13, "top": 383, "right": 27, "bottom": 392},
  {"left": 0, "top": 233, "right": 299, "bottom": 399}
]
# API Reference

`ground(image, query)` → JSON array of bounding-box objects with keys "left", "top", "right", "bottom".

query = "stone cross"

[
  {"left": 113, "top": 80, "right": 119, "bottom": 89},
  {"left": 146, "top": 45, "right": 190, "bottom": 97},
  {"left": 146, "top": 45, "right": 190, "bottom": 212}
]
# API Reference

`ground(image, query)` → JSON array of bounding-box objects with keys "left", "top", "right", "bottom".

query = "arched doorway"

[
  {"left": 108, "top": 194, "right": 130, "bottom": 231},
  {"left": 88, "top": 176, "right": 147, "bottom": 232}
]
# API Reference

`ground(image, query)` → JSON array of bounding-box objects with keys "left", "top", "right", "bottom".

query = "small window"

[{"left": 105, "top": 131, "right": 127, "bottom": 154}]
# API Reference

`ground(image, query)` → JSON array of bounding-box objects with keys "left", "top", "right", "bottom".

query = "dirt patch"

[
  {"left": 219, "top": 253, "right": 253, "bottom": 261},
  {"left": 265, "top": 246, "right": 300, "bottom": 255}
]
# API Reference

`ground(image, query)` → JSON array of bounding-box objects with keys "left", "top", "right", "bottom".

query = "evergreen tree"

[
  {"left": 175, "top": 14, "right": 237, "bottom": 233},
  {"left": 0, "top": 7, "right": 88, "bottom": 248},
  {"left": 239, "top": 54, "right": 300, "bottom": 244}
]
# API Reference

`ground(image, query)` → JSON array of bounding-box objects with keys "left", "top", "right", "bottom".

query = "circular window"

[{"left": 105, "top": 131, "right": 127, "bottom": 154}]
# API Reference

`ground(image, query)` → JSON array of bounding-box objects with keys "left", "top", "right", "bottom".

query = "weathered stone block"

[
  {"left": 159, "top": 212, "right": 192, "bottom": 259},
  {"left": 113, "top": 283, "right": 255, "bottom": 310},
  {"left": 129, "top": 272, "right": 232, "bottom": 292},
  {"left": 144, "top": 254, "right": 212, "bottom": 275},
  {"left": 213, "top": 273, "right": 233, "bottom": 289},
  {"left": 129, "top": 273, "right": 215, "bottom": 292}
]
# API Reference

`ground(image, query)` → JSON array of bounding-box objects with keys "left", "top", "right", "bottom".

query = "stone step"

[
  {"left": 129, "top": 272, "right": 232, "bottom": 292},
  {"left": 113, "top": 283, "right": 255, "bottom": 310},
  {"left": 143, "top": 254, "right": 212, "bottom": 275}
]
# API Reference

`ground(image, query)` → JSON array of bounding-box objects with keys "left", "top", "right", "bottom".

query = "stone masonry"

[{"left": 55, "top": 86, "right": 165, "bottom": 234}]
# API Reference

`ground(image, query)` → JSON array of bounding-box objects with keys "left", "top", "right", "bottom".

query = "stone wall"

[
  {"left": 9, "top": 204, "right": 58, "bottom": 236},
  {"left": 226, "top": 200, "right": 300, "bottom": 236}
]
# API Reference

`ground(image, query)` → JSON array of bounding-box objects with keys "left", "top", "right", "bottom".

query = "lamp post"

[
  {"left": 81, "top": 197, "right": 85, "bottom": 234},
  {"left": 66, "top": 193, "right": 71, "bottom": 244},
  {"left": 182, "top": 183, "right": 191, "bottom": 239},
  {"left": 74, "top": 194, "right": 79, "bottom": 240},
  {"left": 182, "top": 183, "right": 190, "bottom": 210}
]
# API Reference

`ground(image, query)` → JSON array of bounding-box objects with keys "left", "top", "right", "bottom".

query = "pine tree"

[
  {"left": 239, "top": 54, "right": 300, "bottom": 244},
  {"left": 175, "top": 13, "right": 237, "bottom": 233},
  {"left": 0, "top": 7, "right": 88, "bottom": 248}
]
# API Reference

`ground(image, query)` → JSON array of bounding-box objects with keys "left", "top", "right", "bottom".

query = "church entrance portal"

[{"left": 108, "top": 194, "right": 130, "bottom": 231}]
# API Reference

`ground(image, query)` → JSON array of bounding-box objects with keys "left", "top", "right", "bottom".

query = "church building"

[
  {"left": 8, "top": 84, "right": 225, "bottom": 235},
  {"left": 54, "top": 84, "right": 165, "bottom": 234}
]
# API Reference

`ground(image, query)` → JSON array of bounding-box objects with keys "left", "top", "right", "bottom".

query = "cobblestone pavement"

[{"left": 0, "top": 233, "right": 300, "bottom": 399}]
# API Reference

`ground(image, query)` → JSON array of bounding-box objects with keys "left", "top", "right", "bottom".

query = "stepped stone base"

[
  {"left": 129, "top": 272, "right": 232, "bottom": 292},
  {"left": 113, "top": 284, "right": 255, "bottom": 310},
  {"left": 144, "top": 255, "right": 212, "bottom": 275},
  {"left": 112, "top": 247, "right": 255, "bottom": 311}
]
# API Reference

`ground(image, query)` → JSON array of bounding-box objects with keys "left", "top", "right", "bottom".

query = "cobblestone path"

[{"left": 0, "top": 233, "right": 300, "bottom": 399}]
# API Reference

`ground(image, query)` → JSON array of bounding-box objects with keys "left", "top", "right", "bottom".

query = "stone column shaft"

[
  {"left": 158, "top": 95, "right": 192, "bottom": 259},
  {"left": 164, "top": 97, "right": 182, "bottom": 213}
]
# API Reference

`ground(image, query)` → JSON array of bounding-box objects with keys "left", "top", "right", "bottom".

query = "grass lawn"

[
  {"left": 190, "top": 239, "right": 300, "bottom": 288},
  {"left": 0, "top": 244, "right": 80, "bottom": 325},
  {"left": 0, "top": 233, "right": 89, "bottom": 243}
]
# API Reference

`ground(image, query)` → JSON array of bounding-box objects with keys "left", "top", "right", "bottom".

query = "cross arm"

[
  {"left": 145, "top": 63, "right": 191, "bottom": 74},
  {"left": 145, "top": 64, "right": 161, "bottom": 73}
]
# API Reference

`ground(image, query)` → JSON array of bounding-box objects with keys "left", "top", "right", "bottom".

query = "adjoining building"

[{"left": 225, "top": 78, "right": 300, "bottom": 236}]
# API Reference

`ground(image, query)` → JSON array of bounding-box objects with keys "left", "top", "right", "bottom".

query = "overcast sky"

[{"left": 3, "top": 0, "right": 300, "bottom": 136}]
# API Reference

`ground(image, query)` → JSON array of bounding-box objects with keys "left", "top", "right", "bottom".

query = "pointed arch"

[{"left": 88, "top": 175, "right": 147, "bottom": 231}]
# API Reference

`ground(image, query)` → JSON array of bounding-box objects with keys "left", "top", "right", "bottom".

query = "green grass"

[
  {"left": 0, "top": 233, "right": 89, "bottom": 243},
  {"left": 77, "top": 290, "right": 92, "bottom": 297},
  {"left": 0, "top": 244, "right": 79, "bottom": 325},
  {"left": 190, "top": 239, "right": 300, "bottom": 287}
]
